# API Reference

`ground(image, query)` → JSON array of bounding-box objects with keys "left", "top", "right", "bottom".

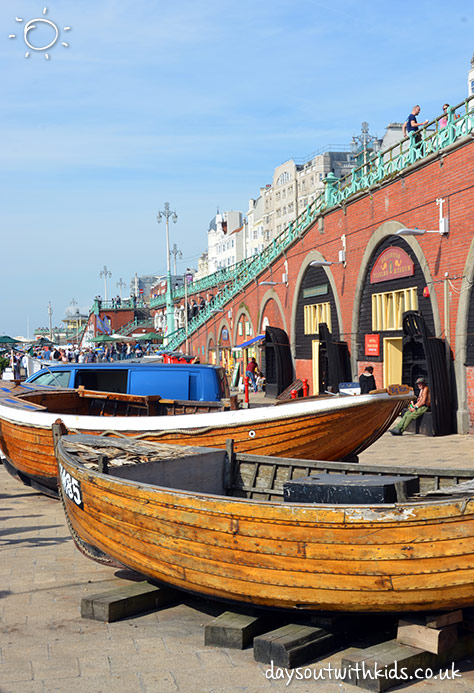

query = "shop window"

[
  {"left": 304, "top": 302, "right": 332, "bottom": 334},
  {"left": 372, "top": 287, "right": 418, "bottom": 331}
]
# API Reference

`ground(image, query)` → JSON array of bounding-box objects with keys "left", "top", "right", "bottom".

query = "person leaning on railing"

[{"left": 389, "top": 377, "right": 431, "bottom": 435}]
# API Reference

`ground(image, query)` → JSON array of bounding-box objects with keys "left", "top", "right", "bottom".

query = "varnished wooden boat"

[
  {"left": 0, "top": 381, "right": 412, "bottom": 496},
  {"left": 55, "top": 430, "right": 474, "bottom": 613}
]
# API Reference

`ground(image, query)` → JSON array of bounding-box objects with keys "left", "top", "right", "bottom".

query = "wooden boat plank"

[
  {"left": 80, "top": 504, "right": 474, "bottom": 578},
  {"left": 81, "top": 501, "right": 474, "bottom": 571},
  {"left": 76, "top": 478, "right": 474, "bottom": 550},
  {"left": 87, "top": 474, "right": 474, "bottom": 527}
]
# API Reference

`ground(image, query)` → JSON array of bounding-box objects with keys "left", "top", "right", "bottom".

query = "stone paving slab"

[{"left": 1, "top": 434, "right": 474, "bottom": 692}]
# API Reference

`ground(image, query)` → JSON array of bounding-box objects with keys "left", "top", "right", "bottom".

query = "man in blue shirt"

[{"left": 402, "top": 105, "right": 428, "bottom": 144}]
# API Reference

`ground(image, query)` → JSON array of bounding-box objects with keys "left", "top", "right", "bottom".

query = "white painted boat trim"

[{"left": 0, "top": 390, "right": 413, "bottom": 433}]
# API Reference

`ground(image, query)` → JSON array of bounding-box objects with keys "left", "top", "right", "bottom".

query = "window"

[
  {"left": 277, "top": 172, "right": 291, "bottom": 185},
  {"left": 29, "top": 370, "right": 71, "bottom": 387},
  {"left": 238, "top": 322, "right": 243, "bottom": 336},
  {"left": 371, "top": 287, "right": 418, "bottom": 331},
  {"left": 304, "top": 302, "right": 332, "bottom": 334}
]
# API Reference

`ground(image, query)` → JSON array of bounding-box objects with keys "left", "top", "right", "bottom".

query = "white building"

[
  {"left": 252, "top": 148, "right": 354, "bottom": 247},
  {"left": 207, "top": 211, "right": 244, "bottom": 274},
  {"left": 245, "top": 195, "right": 265, "bottom": 258}
]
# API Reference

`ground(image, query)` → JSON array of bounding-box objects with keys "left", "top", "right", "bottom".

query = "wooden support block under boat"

[
  {"left": 397, "top": 621, "right": 458, "bottom": 655},
  {"left": 341, "top": 635, "right": 474, "bottom": 691},
  {"left": 204, "top": 611, "right": 271, "bottom": 649},
  {"left": 253, "top": 623, "right": 341, "bottom": 668},
  {"left": 80, "top": 581, "right": 179, "bottom": 622}
]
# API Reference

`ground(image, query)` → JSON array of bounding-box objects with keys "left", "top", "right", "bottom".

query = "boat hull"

[
  {"left": 56, "top": 440, "right": 474, "bottom": 613},
  {"left": 0, "top": 383, "right": 409, "bottom": 494}
]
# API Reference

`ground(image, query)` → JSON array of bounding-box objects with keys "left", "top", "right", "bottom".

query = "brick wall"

[{"left": 184, "top": 139, "right": 474, "bottom": 428}]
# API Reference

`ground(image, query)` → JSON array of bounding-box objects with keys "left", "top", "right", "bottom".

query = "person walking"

[
  {"left": 246, "top": 357, "right": 259, "bottom": 393},
  {"left": 402, "top": 105, "right": 428, "bottom": 145}
]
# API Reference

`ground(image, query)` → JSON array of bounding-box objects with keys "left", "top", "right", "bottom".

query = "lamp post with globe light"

[{"left": 157, "top": 203, "right": 178, "bottom": 341}]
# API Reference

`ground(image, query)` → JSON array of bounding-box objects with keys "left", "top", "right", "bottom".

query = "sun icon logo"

[{"left": 8, "top": 7, "right": 70, "bottom": 60}]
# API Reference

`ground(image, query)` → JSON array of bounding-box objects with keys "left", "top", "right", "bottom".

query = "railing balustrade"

[{"left": 122, "top": 97, "right": 474, "bottom": 351}]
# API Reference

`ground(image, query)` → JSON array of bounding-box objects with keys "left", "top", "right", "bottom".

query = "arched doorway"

[{"left": 356, "top": 236, "right": 435, "bottom": 388}]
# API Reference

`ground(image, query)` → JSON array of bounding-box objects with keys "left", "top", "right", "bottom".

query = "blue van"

[{"left": 25, "top": 362, "right": 230, "bottom": 402}]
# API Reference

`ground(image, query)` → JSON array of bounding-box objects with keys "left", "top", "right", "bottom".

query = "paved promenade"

[{"left": 1, "top": 431, "right": 474, "bottom": 692}]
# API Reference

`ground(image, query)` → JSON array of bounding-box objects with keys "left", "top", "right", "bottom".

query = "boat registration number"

[{"left": 58, "top": 462, "right": 83, "bottom": 509}]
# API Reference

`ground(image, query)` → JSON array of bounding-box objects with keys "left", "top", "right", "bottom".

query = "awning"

[{"left": 232, "top": 334, "right": 265, "bottom": 351}]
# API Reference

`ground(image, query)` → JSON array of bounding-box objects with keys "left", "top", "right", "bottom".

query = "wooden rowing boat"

[
  {"left": 0, "top": 381, "right": 412, "bottom": 496},
  {"left": 55, "top": 429, "right": 474, "bottom": 613}
]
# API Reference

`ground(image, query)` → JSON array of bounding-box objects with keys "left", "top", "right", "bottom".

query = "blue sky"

[{"left": 1, "top": 0, "right": 473, "bottom": 337}]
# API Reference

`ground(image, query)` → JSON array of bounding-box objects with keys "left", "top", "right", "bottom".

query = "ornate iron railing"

[{"left": 159, "top": 97, "right": 474, "bottom": 351}]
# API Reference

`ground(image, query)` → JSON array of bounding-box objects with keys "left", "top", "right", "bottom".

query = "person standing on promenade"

[
  {"left": 390, "top": 377, "right": 430, "bottom": 435},
  {"left": 402, "top": 105, "right": 428, "bottom": 145},
  {"left": 246, "top": 356, "right": 259, "bottom": 393},
  {"left": 359, "top": 366, "right": 376, "bottom": 394}
]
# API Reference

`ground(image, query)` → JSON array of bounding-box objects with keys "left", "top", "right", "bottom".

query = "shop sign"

[
  {"left": 370, "top": 247, "right": 414, "bottom": 284},
  {"left": 365, "top": 334, "right": 380, "bottom": 356},
  {"left": 303, "top": 283, "right": 328, "bottom": 299},
  {"left": 221, "top": 328, "right": 229, "bottom": 342}
]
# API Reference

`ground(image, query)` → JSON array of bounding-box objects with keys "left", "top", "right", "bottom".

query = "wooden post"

[
  {"left": 291, "top": 389, "right": 298, "bottom": 399},
  {"left": 302, "top": 379, "right": 309, "bottom": 397},
  {"left": 98, "top": 454, "right": 109, "bottom": 475},
  {"left": 244, "top": 376, "right": 249, "bottom": 405}
]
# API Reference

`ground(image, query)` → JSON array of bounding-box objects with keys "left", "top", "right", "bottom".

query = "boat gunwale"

[
  {"left": 56, "top": 437, "right": 474, "bottom": 519},
  {"left": 0, "top": 387, "right": 413, "bottom": 433}
]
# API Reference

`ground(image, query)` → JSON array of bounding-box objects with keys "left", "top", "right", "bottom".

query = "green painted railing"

[
  {"left": 92, "top": 298, "right": 145, "bottom": 314},
  {"left": 164, "top": 97, "right": 474, "bottom": 351},
  {"left": 113, "top": 318, "right": 154, "bottom": 336}
]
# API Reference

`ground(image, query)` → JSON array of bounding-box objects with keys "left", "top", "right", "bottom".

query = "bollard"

[
  {"left": 302, "top": 379, "right": 309, "bottom": 397},
  {"left": 244, "top": 376, "right": 250, "bottom": 405},
  {"left": 291, "top": 389, "right": 298, "bottom": 399}
]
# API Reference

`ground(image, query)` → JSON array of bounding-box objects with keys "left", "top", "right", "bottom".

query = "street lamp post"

[
  {"left": 156, "top": 202, "right": 178, "bottom": 341},
  {"left": 100, "top": 265, "right": 112, "bottom": 302},
  {"left": 116, "top": 278, "right": 126, "bottom": 300},
  {"left": 48, "top": 302, "right": 53, "bottom": 341},
  {"left": 170, "top": 243, "right": 183, "bottom": 276},
  {"left": 184, "top": 268, "right": 191, "bottom": 354}
]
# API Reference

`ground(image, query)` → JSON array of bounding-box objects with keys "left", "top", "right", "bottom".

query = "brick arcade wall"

[{"left": 184, "top": 138, "right": 474, "bottom": 426}]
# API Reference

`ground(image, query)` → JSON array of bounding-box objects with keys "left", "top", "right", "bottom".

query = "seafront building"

[{"left": 78, "top": 55, "right": 474, "bottom": 434}]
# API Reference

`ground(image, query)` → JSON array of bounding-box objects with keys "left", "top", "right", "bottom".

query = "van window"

[
  {"left": 129, "top": 368, "right": 190, "bottom": 399},
  {"left": 75, "top": 370, "right": 128, "bottom": 393},
  {"left": 28, "top": 370, "right": 71, "bottom": 388}
]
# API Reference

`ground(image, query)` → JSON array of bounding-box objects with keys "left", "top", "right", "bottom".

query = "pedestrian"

[
  {"left": 246, "top": 357, "right": 259, "bottom": 393},
  {"left": 402, "top": 105, "right": 428, "bottom": 145},
  {"left": 389, "top": 377, "right": 431, "bottom": 435},
  {"left": 359, "top": 366, "right": 376, "bottom": 394}
]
